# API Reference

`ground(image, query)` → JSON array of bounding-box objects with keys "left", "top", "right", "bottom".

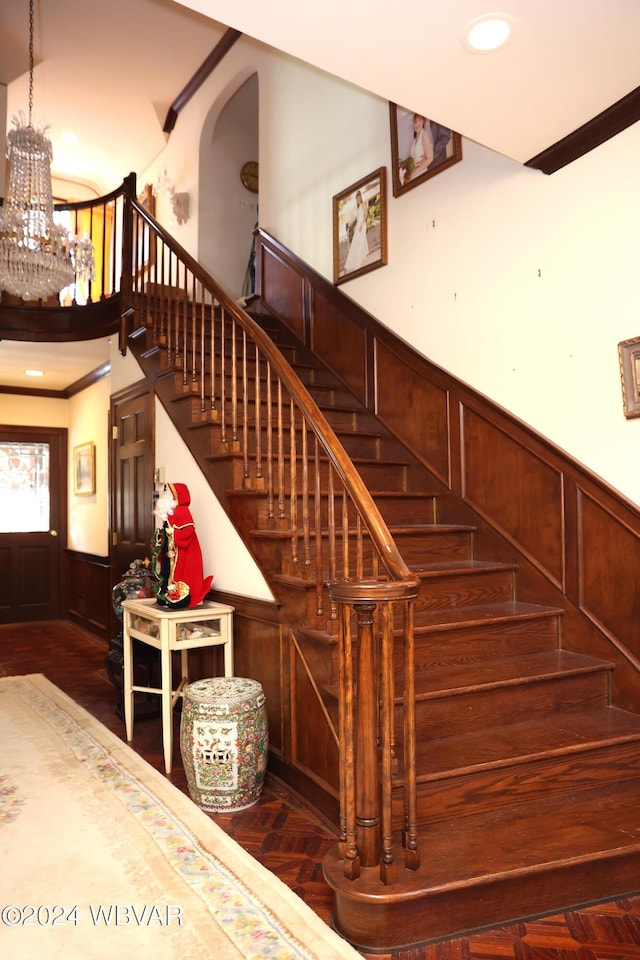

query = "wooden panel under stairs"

[{"left": 127, "top": 305, "right": 640, "bottom": 951}]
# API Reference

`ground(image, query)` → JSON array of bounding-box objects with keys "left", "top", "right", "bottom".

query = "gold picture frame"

[
  {"left": 618, "top": 336, "right": 640, "bottom": 419},
  {"left": 74, "top": 441, "right": 96, "bottom": 495},
  {"left": 333, "top": 167, "right": 387, "bottom": 285},
  {"left": 389, "top": 103, "right": 462, "bottom": 197}
]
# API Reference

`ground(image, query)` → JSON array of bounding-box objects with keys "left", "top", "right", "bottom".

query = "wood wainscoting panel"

[
  {"left": 578, "top": 489, "right": 640, "bottom": 663},
  {"left": 375, "top": 340, "right": 450, "bottom": 486},
  {"left": 291, "top": 637, "right": 340, "bottom": 826},
  {"left": 311, "top": 288, "right": 367, "bottom": 405},
  {"left": 65, "top": 550, "right": 112, "bottom": 641},
  {"left": 260, "top": 244, "right": 306, "bottom": 342},
  {"left": 461, "top": 406, "right": 565, "bottom": 589},
  {"left": 214, "top": 590, "right": 340, "bottom": 825},
  {"left": 230, "top": 610, "right": 285, "bottom": 760}
]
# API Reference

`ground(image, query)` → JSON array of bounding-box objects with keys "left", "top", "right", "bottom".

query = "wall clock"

[{"left": 240, "top": 161, "right": 259, "bottom": 193}]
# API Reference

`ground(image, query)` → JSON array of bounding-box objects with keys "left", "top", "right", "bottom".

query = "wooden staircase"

[
  {"left": 6, "top": 179, "right": 639, "bottom": 951},
  {"left": 128, "top": 300, "right": 640, "bottom": 950}
]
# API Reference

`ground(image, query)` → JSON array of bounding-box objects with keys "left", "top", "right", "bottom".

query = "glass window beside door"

[{"left": 0, "top": 442, "right": 50, "bottom": 533}]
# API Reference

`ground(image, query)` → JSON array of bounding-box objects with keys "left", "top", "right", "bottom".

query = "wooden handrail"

[
  {"left": 0, "top": 176, "right": 421, "bottom": 885},
  {"left": 127, "top": 192, "right": 415, "bottom": 586},
  {"left": 122, "top": 190, "right": 420, "bottom": 882}
]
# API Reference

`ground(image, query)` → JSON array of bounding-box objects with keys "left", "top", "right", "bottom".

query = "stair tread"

[
  {"left": 334, "top": 777, "right": 640, "bottom": 894},
  {"left": 412, "top": 600, "right": 563, "bottom": 631},
  {"left": 432, "top": 777, "right": 640, "bottom": 888},
  {"left": 410, "top": 705, "right": 640, "bottom": 780},
  {"left": 227, "top": 487, "right": 443, "bottom": 500},
  {"left": 251, "top": 522, "right": 473, "bottom": 539},
  {"left": 415, "top": 600, "right": 564, "bottom": 636},
  {"left": 409, "top": 649, "right": 612, "bottom": 699},
  {"left": 389, "top": 523, "right": 474, "bottom": 534},
  {"left": 411, "top": 558, "right": 517, "bottom": 575}
]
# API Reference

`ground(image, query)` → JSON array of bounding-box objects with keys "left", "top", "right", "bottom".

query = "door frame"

[{"left": 109, "top": 379, "right": 155, "bottom": 637}]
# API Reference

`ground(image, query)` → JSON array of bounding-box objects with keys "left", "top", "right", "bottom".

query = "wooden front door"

[
  {"left": 110, "top": 382, "right": 155, "bottom": 596},
  {"left": 0, "top": 425, "right": 67, "bottom": 623}
]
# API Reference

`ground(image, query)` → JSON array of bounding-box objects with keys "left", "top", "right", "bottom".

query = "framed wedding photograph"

[
  {"left": 333, "top": 167, "right": 387, "bottom": 285},
  {"left": 390, "top": 103, "right": 462, "bottom": 197},
  {"left": 74, "top": 442, "right": 96, "bottom": 496},
  {"left": 618, "top": 336, "right": 640, "bottom": 419}
]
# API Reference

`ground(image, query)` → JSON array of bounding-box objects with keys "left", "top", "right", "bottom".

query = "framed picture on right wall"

[
  {"left": 390, "top": 103, "right": 462, "bottom": 197},
  {"left": 618, "top": 336, "right": 640, "bottom": 418}
]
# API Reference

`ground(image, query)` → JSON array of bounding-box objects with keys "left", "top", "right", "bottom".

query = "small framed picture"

[
  {"left": 333, "top": 167, "right": 387, "bottom": 285},
  {"left": 618, "top": 336, "right": 640, "bottom": 419},
  {"left": 74, "top": 442, "right": 95, "bottom": 496},
  {"left": 390, "top": 104, "right": 462, "bottom": 197}
]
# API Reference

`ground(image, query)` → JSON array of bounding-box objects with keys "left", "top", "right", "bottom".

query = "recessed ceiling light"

[
  {"left": 25, "top": 369, "right": 44, "bottom": 377},
  {"left": 463, "top": 14, "right": 513, "bottom": 52}
]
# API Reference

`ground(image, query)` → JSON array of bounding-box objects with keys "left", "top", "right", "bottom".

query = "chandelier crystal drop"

[{"left": 0, "top": 0, "right": 94, "bottom": 302}]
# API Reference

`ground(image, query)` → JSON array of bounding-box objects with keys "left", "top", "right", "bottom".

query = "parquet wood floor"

[{"left": 2, "top": 619, "right": 640, "bottom": 960}]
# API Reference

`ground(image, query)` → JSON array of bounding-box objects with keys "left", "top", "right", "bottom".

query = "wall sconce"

[
  {"left": 171, "top": 192, "right": 190, "bottom": 225},
  {"left": 153, "top": 168, "right": 190, "bottom": 225}
]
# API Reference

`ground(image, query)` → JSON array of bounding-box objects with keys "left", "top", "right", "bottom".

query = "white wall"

[
  {"left": 1, "top": 394, "right": 68, "bottom": 428},
  {"left": 108, "top": 342, "right": 272, "bottom": 602},
  {"left": 258, "top": 56, "right": 640, "bottom": 508},
  {"left": 67, "top": 378, "right": 110, "bottom": 555},
  {"left": 138, "top": 37, "right": 640, "bottom": 510},
  {"left": 0, "top": 385, "right": 109, "bottom": 554},
  {"left": 198, "top": 73, "right": 259, "bottom": 297},
  {"left": 154, "top": 399, "right": 273, "bottom": 601}
]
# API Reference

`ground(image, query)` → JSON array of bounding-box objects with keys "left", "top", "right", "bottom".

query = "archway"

[{"left": 198, "top": 73, "right": 258, "bottom": 299}]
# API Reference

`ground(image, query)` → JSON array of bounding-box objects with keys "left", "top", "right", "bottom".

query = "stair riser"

[
  {"left": 250, "top": 527, "right": 473, "bottom": 575},
  {"left": 406, "top": 739, "right": 640, "bottom": 826},
  {"left": 206, "top": 452, "right": 417, "bottom": 492},
  {"left": 325, "top": 846, "right": 640, "bottom": 949},
  {"left": 410, "top": 614, "right": 561, "bottom": 669},
  {"left": 172, "top": 360, "right": 343, "bottom": 394},
  {"left": 271, "top": 576, "right": 336, "bottom": 630},
  {"left": 406, "top": 670, "right": 610, "bottom": 741},
  {"left": 376, "top": 496, "right": 439, "bottom": 525},
  {"left": 175, "top": 385, "right": 366, "bottom": 420},
  {"left": 392, "top": 530, "right": 472, "bottom": 564},
  {"left": 207, "top": 425, "right": 411, "bottom": 463},
  {"left": 183, "top": 388, "right": 390, "bottom": 444},
  {"left": 229, "top": 490, "right": 441, "bottom": 530},
  {"left": 161, "top": 337, "right": 332, "bottom": 379},
  {"left": 415, "top": 570, "right": 515, "bottom": 611}
]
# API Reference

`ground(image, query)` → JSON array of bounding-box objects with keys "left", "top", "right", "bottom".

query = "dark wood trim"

[
  {"left": 0, "top": 361, "right": 111, "bottom": 399},
  {"left": 163, "top": 28, "right": 243, "bottom": 134},
  {"left": 0, "top": 386, "right": 69, "bottom": 399},
  {"left": 526, "top": 85, "right": 640, "bottom": 174},
  {"left": 66, "top": 362, "right": 111, "bottom": 397},
  {"left": 0, "top": 293, "right": 121, "bottom": 342}
]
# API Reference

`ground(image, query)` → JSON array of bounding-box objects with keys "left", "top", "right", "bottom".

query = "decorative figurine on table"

[{"left": 152, "top": 482, "right": 213, "bottom": 609}]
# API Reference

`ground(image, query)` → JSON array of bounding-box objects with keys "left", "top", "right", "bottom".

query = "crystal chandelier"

[{"left": 0, "top": 0, "right": 94, "bottom": 302}]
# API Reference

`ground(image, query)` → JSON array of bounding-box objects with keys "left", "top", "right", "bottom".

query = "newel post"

[
  {"left": 328, "top": 576, "right": 420, "bottom": 882},
  {"left": 352, "top": 597, "right": 380, "bottom": 867}
]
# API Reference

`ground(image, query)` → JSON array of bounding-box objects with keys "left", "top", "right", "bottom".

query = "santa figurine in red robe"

[{"left": 153, "top": 482, "right": 213, "bottom": 609}]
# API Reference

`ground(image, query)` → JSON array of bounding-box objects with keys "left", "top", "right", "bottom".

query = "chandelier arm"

[{"left": 28, "top": 0, "right": 34, "bottom": 127}]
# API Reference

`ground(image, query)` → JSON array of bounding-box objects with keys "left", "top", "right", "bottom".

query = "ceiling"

[{"left": 1, "top": 0, "right": 640, "bottom": 391}]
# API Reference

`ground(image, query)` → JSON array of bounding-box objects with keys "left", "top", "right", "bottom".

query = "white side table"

[{"left": 121, "top": 597, "right": 234, "bottom": 773}]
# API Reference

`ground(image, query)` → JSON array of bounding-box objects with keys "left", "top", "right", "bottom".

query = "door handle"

[{"left": 50, "top": 530, "right": 58, "bottom": 537}]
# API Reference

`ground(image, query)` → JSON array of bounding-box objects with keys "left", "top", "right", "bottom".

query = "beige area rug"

[{"left": 0, "top": 674, "right": 361, "bottom": 960}]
